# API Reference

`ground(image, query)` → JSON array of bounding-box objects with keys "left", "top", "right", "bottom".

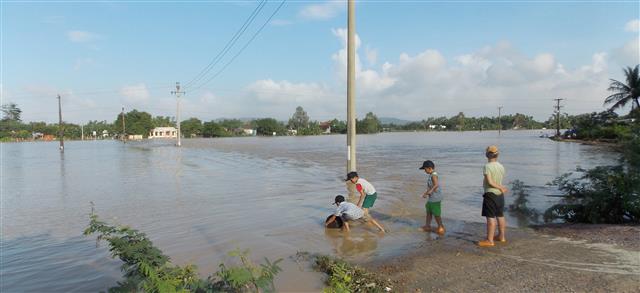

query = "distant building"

[
  {"left": 102, "top": 130, "right": 109, "bottom": 138},
  {"left": 287, "top": 129, "right": 298, "bottom": 136},
  {"left": 242, "top": 128, "right": 256, "bottom": 136},
  {"left": 319, "top": 121, "right": 332, "bottom": 134},
  {"left": 128, "top": 134, "right": 143, "bottom": 140},
  {"left": 149, "top": 127, "right": 177, "bottom": 138}
]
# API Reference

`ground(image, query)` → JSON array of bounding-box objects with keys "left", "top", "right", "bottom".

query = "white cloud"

[
  {"left": 612, "top": 37, "right": 640, "bottom": 66},
  {"left": 120, "top": 84, "right": 150, "bottom": 105},
  {"left": 67, "top": 30, "right": 100, "bottom": 43},
  {"left": 625, "top": 19, "right": 639, "bottom": 32},
  {"left": 298, "top": 1, "right": 344, "bottom": 20}
]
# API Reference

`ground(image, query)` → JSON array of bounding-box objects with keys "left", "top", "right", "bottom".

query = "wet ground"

[{"left": 367, "top": 221, "right": 640, "bottom": 292}]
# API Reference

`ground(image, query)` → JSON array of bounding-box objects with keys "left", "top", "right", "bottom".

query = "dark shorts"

[
  {"left": 482, "top": 192, "right": 504, "bottom": 218},
  {"left": 325, "top": 215, "right": 344, "bottom": 228}
]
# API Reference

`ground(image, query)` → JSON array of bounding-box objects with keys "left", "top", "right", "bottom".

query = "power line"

[
  {"left": 184, "top": 0, "right": 268, "bottom": 89},
  {"left": 189, "top": 0, "right": 287, "bottom": 92}
]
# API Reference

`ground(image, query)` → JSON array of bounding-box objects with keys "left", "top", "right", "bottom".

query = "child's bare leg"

[
  {"left": 422, "top": 212, "right": 432, "bottom": 231},
  {"left": 486, "top": 217, "right": 496, "bottom": 243},
  {"left": 369, "top": 217, "right": 385, "bottom": 233},
  {"left": 343, "top": 222, "right": 350, "bottom": 232},
  {"left": 363, "top": 208, "right": 370, "bottom": 217},
  {"left": 496, "top": 217, "right": 506, "bottom": 241},
  {"left": 435, "top": 216, "right": 444, "bottom": 229}
]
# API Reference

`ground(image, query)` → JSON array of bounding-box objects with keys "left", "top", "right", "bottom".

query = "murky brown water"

[{"left": 1, "top": 131, "right": 619, "bottom": 292}]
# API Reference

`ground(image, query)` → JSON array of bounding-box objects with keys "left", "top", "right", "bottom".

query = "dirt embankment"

[{"left": 364, "top": 223, "right": 640, "bottom": 292}]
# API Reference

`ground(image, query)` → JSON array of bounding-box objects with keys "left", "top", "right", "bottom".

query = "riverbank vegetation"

[
  {"left": 545, "top": 65, "right": 639, "bottom": 224},
  {"left": 295, "top": 252, "right": 392, "bottom": 293},
  {"left": 84, "top": 210, "right": 282, "bottom": 292}
]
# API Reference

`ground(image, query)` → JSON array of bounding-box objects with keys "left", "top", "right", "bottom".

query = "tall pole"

[
  {"left": 554, "top": 98, "right": 564, "bottom": 137},
  {"left": 497, "top": 106, "right": 502, "bottom": 135},
  {"left": 346, "top": 0, "right": 356, "bottom": 173},
  {"left": 171, "top": 82, "right": 185, "bottom": 147},
  {"left": 57, "top": 94, "right": 64, "bottom": 152},
  {"left": 121, "top": 106, "right": 126, "bottom": 143}
]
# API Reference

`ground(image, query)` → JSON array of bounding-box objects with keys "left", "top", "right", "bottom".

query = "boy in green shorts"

[
  {"left": 419, "top": 160, "right": 445, "bottom": 235},
  {"left": 345, "top": 171, "right": 378, "bottom": 215}
]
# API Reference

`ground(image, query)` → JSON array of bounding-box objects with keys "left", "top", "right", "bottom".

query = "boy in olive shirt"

[{"left": 478, "top": 145, "right": 508, "bottom": 247}]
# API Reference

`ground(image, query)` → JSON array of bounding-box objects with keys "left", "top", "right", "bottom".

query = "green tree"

[
  {"left": 152, "top": 116, "right": 175, "bottom": 128},
  {"left": 288, "top": 106, "right": 310, "bottom": 130},
  {"left": 1, "top": 103, "right": 22, "bottom": 121},
  {"left": 202, "top": 121, "right": 229, "bottom": 137},
  {"left": 357, "top": 112, "right": 381, "bottom": 134},
  {"left": 254, "top": 118, "right": 285, "bottom": 136},
  {"left": 114, "top": 110, "right": 154, "bottom": 137},
  {"left": 605, "top": 65, "right": 640, "bottom": 112},
  {"left": 180, "top": 118, "right": 203, "bottom": 138},
  {"left": 330, "top": 119, "right": 347, "bottom": 134}
]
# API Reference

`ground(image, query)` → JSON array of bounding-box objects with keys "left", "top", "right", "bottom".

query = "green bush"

[
  {"left": 545, "top": 165, "right": 640, "bottom": 224},
  {"left": 84, "top": 209, "right": 281, "bottom": 292}
]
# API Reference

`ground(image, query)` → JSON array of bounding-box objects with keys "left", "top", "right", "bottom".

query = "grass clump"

[{"left": 296, "top": 252, "right": 392, "bottom": 293}]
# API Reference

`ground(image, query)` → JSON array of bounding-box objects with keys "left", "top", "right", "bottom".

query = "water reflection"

[{"left": 324, "top": 228, "right": 380, "bottom": 257}]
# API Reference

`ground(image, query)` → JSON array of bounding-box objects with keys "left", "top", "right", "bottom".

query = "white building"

[
  {"left": 149, "top": 127, "right": 178, "bottom": 138},
  {"left": 242, "top": 128, "right": 256, "bottom": 136}
]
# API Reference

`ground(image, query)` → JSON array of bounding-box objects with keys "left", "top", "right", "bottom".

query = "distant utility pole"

[
  {"left": 346, "top": 0, "right": 356, "bottom": 173},
  {"left": 554, "top": 98, "right": 564, "bottom": 137},
  {"left": 57, "top": 94, "right": 64, "bottom": 152},
  {"left": 121, "top": 107, "right": 126, "bottom": 143},
  {"left": 497, "top": 106, "right": 503, "bottom": 135},
  {"left": 171, "top": 82, "right": 185, "bottom": 147}
]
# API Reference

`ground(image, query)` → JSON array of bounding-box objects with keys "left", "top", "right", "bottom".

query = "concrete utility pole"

[
  {"left": 171, "top": 82, "right": 185, "bottom": 147},
  {"left": 497, "top": 106, "right": 502, "bottom": 135},
  {"left": 346, "top": 0, "right": 356, "bottom": 173},
  {"left": 554, "top": 98, "right": 564, "bottom": 137},
  {"left": 121, "top": 107, "right": 126, "bottom": 143},
  {"left": 57, "top": 94, "right": 64, "bottom": 152}
]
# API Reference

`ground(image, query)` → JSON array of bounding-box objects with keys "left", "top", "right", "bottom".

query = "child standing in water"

[
  {"left": 478, "top": 145, "right": 508, "bottom": 247},
  {"left": 419, "top": 160, "right": 445, "bottom": 235},
  {"left": 345, "top": 172, "right": 385, "bottom": 233}
]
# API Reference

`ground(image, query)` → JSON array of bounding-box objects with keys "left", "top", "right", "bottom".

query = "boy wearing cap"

[
  {"left": 325, "top": 195, "right": 385, "bottom": 232},
  {"left": 419, "top": 160, "right": 445, "bottom": 235},
  {"left": 478, "top": 145, "right": 508, "bottom": 247},
  {"left": 345, "top": 172, "right": 378, "bottom": 216}
]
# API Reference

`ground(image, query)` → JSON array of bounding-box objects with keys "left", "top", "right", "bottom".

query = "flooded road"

[{"left": 1, "top": 131, "right": 619, "bottom": 292}]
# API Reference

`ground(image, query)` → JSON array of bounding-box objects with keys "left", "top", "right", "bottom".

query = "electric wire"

[
  {"left": 188, "top": 0, "right": 287, "bottom": 93},
  {"left": 184, "top": 0, "right": 268, "bottom": 89}
]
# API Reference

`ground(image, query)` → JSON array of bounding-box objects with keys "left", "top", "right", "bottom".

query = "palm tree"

[{"left": 604, "top": 65, "right": 640, "bottom": 112}]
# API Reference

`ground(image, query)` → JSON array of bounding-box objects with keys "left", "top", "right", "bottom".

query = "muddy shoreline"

[{"left": 358, "top": 222, "right": 639, "bottom": 292}]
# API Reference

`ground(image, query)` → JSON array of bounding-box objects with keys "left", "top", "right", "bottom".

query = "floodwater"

[{"left": 1, "top": 131, "right": 619, "bottom": 292}]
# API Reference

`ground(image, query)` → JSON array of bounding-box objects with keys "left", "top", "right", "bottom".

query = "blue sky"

[{"left": 2, "top": 0, "right": 639, "bottom": 123}]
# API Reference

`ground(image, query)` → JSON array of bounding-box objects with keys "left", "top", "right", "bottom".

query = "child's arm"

[
  {"left": 325, "top": 215, "right": 337, "bottom": 227},
  {"left": 484, "top": 174, "right": 508, "bottom": 194},
  {"left": 356, "top": 190, "right": 366, "bottom": 207},
  {"left": 426, "top": 175, "right": 439, "bottom": 194}
]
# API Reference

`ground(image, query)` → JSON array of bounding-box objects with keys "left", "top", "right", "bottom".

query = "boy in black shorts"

[{"left": 478, "top": 145, "right": 508, "bottom": 247}]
